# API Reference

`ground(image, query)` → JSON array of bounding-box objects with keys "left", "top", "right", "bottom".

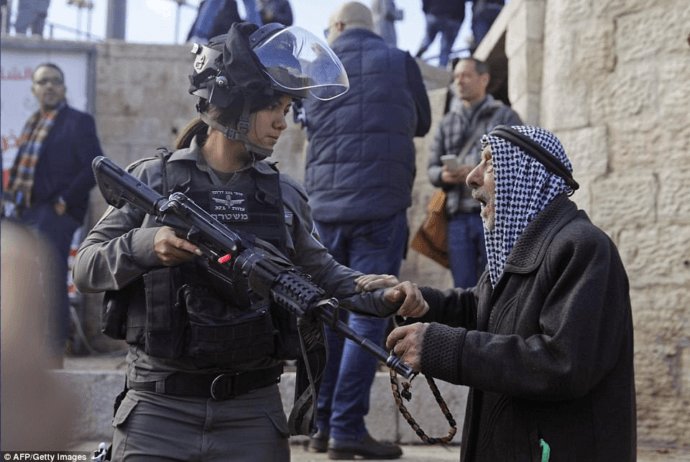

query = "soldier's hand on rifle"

[
  {"left": 386, "top": 323, "right": 428, "bottom": 373},
  {"left": 154, "top": 226, "right": 202, "bottom": 266},
  {"left": 384, "top": 281, "right": 429, "bottom": 318}
]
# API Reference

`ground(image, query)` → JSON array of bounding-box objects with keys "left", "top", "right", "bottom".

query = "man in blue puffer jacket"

[{"left": 299, "top": 1, "right": 431, "bottom": 459}]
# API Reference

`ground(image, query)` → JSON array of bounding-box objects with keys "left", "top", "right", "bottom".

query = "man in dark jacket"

[
  {"left": 299, "top": 1, "right": 431, "bottom": 459},
  {"left": 428, "top": 58, "right": 522, "bottom": 288},
  {"left": 385, "top": 125, "right": 637, "bottom": 461},
  {"left": 415, "top": 0, "right": 466, "bottom": 68},
  {"left": 2, "top": 63, "right": 104, "bottom": 364}
]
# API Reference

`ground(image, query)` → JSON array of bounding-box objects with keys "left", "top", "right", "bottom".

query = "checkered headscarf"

[{"left": 481, "top": 126, "right": 575, "bottom": 287}]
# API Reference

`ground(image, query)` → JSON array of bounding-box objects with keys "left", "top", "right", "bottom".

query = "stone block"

[
  {"left": 594, "top": 0, "right": 648, "bottom": 18},
  {"left": 507, "top": 40, "right": 543, "bottom": 104},
  {"left": 608, "top": 118, "right": 668, "bottom": 171},
  {"left": 555, "top": 125, "right": 609, "bottom": 177},
  {"left": 630, "top": 286, "right": 690, "bottom": 446},
  {"left": 618, "top": 224, "right": 690, "bottom": 288},
  {"left": 659, "top": 58, "right": 690, "bottom": 119},
  {"left": 547, "top": 0, "right": 595, "bottom": 24},
  {"left": 616, "top": 2, "right": 690, "bottom": 64},
  {"left": 573, "top": 20, "right": 615, "bottom": 76},
  {"left": 97, "top": 115, "right": 166, "bottom": 146},
  {"left": 505, "top": 0, "right": 545, "bottom": 58},
  {"left": 589, "top": 172, "right": 655, "bottom": 228},
  {"left": 540, "top": 79, "right": 588, "bottom": 130},
  {"left": 589, "top": 63, "right": 657, "bottom": 123},
  {"left": 508, "top": 92, "right": 536, "bottom": 126},
  {"left": 272, "top": 116, "right": 307, "bottom": 184},
  {"left": 541, "top": 22, "right": 574, "bottom": 91},
  {"left": 657, "top": 169, "right": 690, "bottom": 222}
]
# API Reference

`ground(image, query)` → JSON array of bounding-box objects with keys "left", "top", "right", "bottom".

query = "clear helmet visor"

[{"left": 253, "top": 26, "right": 349, "bottom": 101}]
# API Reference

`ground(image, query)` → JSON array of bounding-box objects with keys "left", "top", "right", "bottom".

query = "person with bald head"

[
  {"left": 298, "top": 1, "right": 431, "bottom": 459},
  {"left": 381, "top": 126, "right": 637, "bottom": 461}
]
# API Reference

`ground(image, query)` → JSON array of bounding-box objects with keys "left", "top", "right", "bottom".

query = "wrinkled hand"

[
  {"left": 386, "top": 323, "right": 428, "bottom": 373},
  {"left": 355, "top": 274, "right": 400, "bottom": 292},
  {"left": 383, "top": 281, "right": 429, "bottom": 318},
  {"left": 154, "top": 226, "right": 201, "bottom": 266}
]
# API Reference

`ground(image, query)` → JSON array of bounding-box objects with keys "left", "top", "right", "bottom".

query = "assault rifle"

[{"left": 92, "top": 156, "right": 413, "bottom": 379}]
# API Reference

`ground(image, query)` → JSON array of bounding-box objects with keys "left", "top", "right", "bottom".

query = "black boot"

[
  {"left": 309, "top": 428, "right": 329, "bottom": 453},
  {"left": 328, "top": 433, "right": 403, "bottom": 460}
]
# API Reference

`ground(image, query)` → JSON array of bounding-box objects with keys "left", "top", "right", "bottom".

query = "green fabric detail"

[{"left": 540, "top": 438, "right": 550, "bottom": 462}]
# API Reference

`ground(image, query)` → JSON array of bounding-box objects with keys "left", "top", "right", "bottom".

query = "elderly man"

[{"left": 384, "top": 126, "right": 637, "bottom": 461}]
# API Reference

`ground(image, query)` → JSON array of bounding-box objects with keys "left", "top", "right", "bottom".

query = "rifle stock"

[{"left": 92, "top": 156, "right": 413, "bottom": 379}]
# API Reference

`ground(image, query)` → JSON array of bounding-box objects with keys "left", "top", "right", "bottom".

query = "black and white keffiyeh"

[{"left": 481, "top": 126, "right": 575, "bottom": 287}]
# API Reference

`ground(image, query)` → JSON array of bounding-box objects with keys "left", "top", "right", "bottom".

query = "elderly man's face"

[{"left": 467, "top": 145, "right": 496, "bottom": 230}]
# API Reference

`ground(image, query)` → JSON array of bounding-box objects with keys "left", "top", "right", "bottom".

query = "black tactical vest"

[{"left": 103, "top": 153, "right": 301, "bottom": 366}]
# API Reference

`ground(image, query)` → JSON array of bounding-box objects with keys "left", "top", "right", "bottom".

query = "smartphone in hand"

[{"left": 441, "top": 155, "right": 461, "bottom": 172}]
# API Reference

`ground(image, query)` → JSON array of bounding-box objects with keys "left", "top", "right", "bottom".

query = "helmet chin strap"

[{"left": 199, "top": 109, "right": 274, "bottom": 160}]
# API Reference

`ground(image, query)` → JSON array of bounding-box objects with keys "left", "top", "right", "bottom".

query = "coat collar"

[{"left": 503, "top": 194, "right": 579, "bottom": 274}]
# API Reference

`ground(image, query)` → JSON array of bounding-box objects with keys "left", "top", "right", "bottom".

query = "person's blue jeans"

[
  {"left": 313, "top": 210, "right": 407, "bottom": 441},
  {"left": 20, "top": 202, "right": 81, "bottom": 355},
  {"left": 417, "top": 13, "right": 463, "bottom": 68},
  {"left": 448, "top": 212, "right": 487, "bottom": 289},
  {"left": 472, "top": 2, "right": 504, "bottom": 49}
]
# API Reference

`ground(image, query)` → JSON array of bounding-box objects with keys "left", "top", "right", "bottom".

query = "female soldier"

[{"left": 73, "top": 22, "right": 426, "bottom": 462}]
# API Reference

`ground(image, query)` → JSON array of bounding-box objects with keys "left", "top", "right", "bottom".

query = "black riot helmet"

[{"left": 189, "top": 22, "right": 349, "bottom": 158}]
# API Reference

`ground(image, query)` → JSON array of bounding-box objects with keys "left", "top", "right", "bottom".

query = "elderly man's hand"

[
  {"left": 383, "top": 281, "right": 429, "bottom": 318},
  {"left": 386, "top": 323, "right": 428, "bottom": 373}
]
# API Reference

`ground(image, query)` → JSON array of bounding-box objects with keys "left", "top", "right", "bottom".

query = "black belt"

[{"left": 128, "top": 364, "right": 283, "bottom": 400}]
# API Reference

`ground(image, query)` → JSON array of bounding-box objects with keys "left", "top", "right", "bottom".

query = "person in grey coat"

[
  {"left": 381, "top": 125, "right": 637, "bottom": 461},
  {"left": 427, "top": 58, "right": 522, "bottom": 289}
]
